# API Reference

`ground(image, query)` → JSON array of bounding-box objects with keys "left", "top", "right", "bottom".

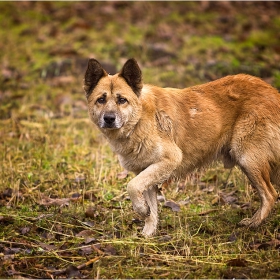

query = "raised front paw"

[
  {"left": 132, "top": 199, "right": 150, "bottom": 218},
  {"left": 127, "top": 181, "right": 150, "bottom": 218}
]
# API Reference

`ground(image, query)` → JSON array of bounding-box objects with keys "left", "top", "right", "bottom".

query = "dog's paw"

[
  {"left": 142, "top": 218, "right": 157, "bottom": 237},
  {"left": 142, "top": 224, "right": 156, "bottom": 237},
  {"left": 133, "top": 202, "right": 150, "bottom": 218},
  {"left": 127, "top": 183, "right": 150, "bottom": 217},
  {"left": 238, "top": 216, "right": 261, "bottom": 228}
]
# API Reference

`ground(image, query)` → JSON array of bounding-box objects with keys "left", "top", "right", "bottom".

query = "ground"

[{"left": 0, "top": 1, "right": 280, "bottom": 279}]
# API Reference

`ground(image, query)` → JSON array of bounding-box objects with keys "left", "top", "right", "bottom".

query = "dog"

[{"left": 84, "top": 58, "right": 280, "bottom": 237}]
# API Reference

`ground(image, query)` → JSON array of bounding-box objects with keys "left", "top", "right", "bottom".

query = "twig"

[{"left": 198, "top": 209, "right": 219, "bottom": 216}]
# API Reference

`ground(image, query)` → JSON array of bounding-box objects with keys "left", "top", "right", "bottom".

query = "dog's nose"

[{"left": 103, "top": 113, "right": 116, "bottom": 124}]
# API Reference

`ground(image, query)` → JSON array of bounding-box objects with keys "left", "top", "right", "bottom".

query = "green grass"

[{"left": 0, "top": 2, "right": 280, "bottom": 279}]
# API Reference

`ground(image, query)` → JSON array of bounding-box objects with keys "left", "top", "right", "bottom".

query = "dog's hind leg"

[
  {"left": 237, "top": 157, "right": 278, "bottom": 227},
  {"left": 142, "top": 185, "right": 158, "bottom": 237},
  {"left": 231, "top": 113, "right": 279, "bottom": 227},
  {"left": 270, "top": 164, "right": 280, "bottom": 189}
]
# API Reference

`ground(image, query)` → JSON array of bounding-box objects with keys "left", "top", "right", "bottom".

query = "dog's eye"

[
  {"left": 118, "top": 97, "right": 128, "bottom": 104},
  {"left": 96, "top": 97, "right": 106, "bottom": 104}
]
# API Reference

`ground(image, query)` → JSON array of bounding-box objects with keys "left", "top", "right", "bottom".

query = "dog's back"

[{"left": 141, "top": 74, "right": 280, "bottom": 175}]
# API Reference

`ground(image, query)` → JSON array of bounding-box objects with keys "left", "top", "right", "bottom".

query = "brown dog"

[{"left": 84, "top": 58, "right": 280, "bottom": 237}]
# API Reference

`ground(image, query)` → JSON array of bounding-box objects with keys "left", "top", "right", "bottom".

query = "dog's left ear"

[
  {"left": 84, "top": 59, "right": 108, "bottom": 98},
  {"left": 119, "top": 58, "right": 143, "bottom": 97}
]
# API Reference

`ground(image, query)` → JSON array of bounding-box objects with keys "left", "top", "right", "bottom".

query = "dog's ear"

[
  {"left": 119, "top": 58, "right": 143, "bottom": 97},
  {"left": 84, "top": 59, "right": 107, "bottom": 98}
]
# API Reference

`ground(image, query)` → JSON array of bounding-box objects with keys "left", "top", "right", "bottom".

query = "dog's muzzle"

[
  {"left": 100, "top": 112, "right": 120, "bottom": 129},
  {"left": 104, "top": 112, "right": 116, "bottom": 125}
]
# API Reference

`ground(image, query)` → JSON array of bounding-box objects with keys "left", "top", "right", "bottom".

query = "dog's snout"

[
  {"left": 100, "top": 111, "right": 122, "bottom": 129},
  {"left": 104, "top": 113, "right": 116, "bottom": 124}
]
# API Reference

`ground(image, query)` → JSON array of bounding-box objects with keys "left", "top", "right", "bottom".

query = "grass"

[
  {"left": 0, "top": 2, "right": 280, "bottom": 279},
  {"left": 1, "top": 103, "right": 279, "bottom": 279}
]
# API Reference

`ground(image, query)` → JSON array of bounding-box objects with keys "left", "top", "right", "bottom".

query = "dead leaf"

[
  {"left": 212, "top": 191, "right": 238, "bottom": 205},
  {"left": 36, "top": 213, "right": 54, "bottom": 220},
  {"left": 51, "top": 255, "right": 100, "bottom": 277},
  {"left": 72, "top": 176, "right": 86, "bottom": 183},
  {"left": 157, "top": 194, "right": 165, "bottom": 202},
  {"left": 164, "top": 200, "right": 180, "bottom": 212},
  {"left": 0, "top": 188, "right": 13, "bottom": 198},
  {"left": 228, "top": 231, "right": 239, "bottom": 242},
  {"left": 80, "top": 220, "right": 94, "bottom": 227},
  {"left": 75, "top": 230, "right": 96, "bottom": 237},
  {"left": 240, "top": 203, "right": 251, "bottom": 209},
  {"left": 84, "top": 191, "right": 97, "bottom": 201},
  {"left": 38, "top": 197, "right": 70, "bottom": 207},
  {"left": 85, "top": 207, "right": 97, "bottom": 219},
  {"left": 1, "top": 66, "right": 20, "bottom": 81},
  {"left": 0, "top": 216, "right": 14, "bottom": 225},
  {"left": 78, "top": 246, "right": 93, "bottom": 256},
  {"left": 202, "top": 185, "right": 215, "bottom": 193},
  {"left": 84, "top": 237, "right": 96, "bottom": 244},
  {"left": 250, "top": 239, "right": 280, "bottom": 250},
  {"left": 131, "top": 218, "right": 142, "bottom": 224},
  {"left": 54, "top": 223, "right": 63, "bottom": 233},
  {"left": 198, "top": 209, "right": 219, "bottom": 216},
  {"left": 175, "top": 181, "right": 183, "bottom": 192},
  {"left": 38, "top": 242, "right": 56, "bottom": 251},
  {"left": 4, "top": 247, "right": 22, "bottom": 255},
  {"left": 257, "top": 243, "right": 271, "bottom": 250},
  {"left": 52, "top": 264, "right": 83, "bottom": 278},
  {"left": 40, "top": 231, "right": 54, "bottom": 240},
  {"left": 178, "top": 199, "right": 191, "bottom": 206},
  {"left": 6, "top": 264, "right": 18, "bottom": 276},
  {"left": 4, "top": 254, "right": 15, "bottom": 261},
  {"left": 220, "top": 192, "right": 237, "bottom": 204},
  {"left": 71, "top": 193, "right": 80, "bottom": 199},
  {"left": 158, "top": 235, "right": 172, "bottom": 242},
  {"left": 65, "top": 265, "right": 82, "bottom": 278},
  {"left": 226, "top": 258, "right": 248, "bottom": 267},
  {"left": 20, "top": 227, "right": 30, "bottom": 235},
  {"left": 103, "top": 245, "right": 117, "bottom": 255}
]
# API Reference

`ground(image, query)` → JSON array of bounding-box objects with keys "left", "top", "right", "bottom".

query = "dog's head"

[{"left": 84, "top": 58, "right": 143, "bottom": 132}]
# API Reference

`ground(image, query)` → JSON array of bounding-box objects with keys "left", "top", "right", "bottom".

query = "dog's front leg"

[
  {"left": 142, "top": 185, "right": 158, "bottom": 237},
  {"left": 127, "top": 163, "right": 171, "bottom": 218},
  {"left": 127, "top": 153, "right": 181, "bottom": 237}
]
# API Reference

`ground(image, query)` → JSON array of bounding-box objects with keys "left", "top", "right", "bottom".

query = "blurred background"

[
  {"left": 1, "top": 3, "right": 280, "bottom": 278},
  {"left": 1, "top": 1, "right": 280, "bottom": 121}
]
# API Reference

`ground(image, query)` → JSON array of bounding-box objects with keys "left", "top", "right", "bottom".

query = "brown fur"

[{"left": 84, "top": 58, "right": 280, "bottom": 237}]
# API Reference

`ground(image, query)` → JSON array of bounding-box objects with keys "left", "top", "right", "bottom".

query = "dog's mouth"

[{"left": 100, "top": 123, "right": 120, "bottom": 129}]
